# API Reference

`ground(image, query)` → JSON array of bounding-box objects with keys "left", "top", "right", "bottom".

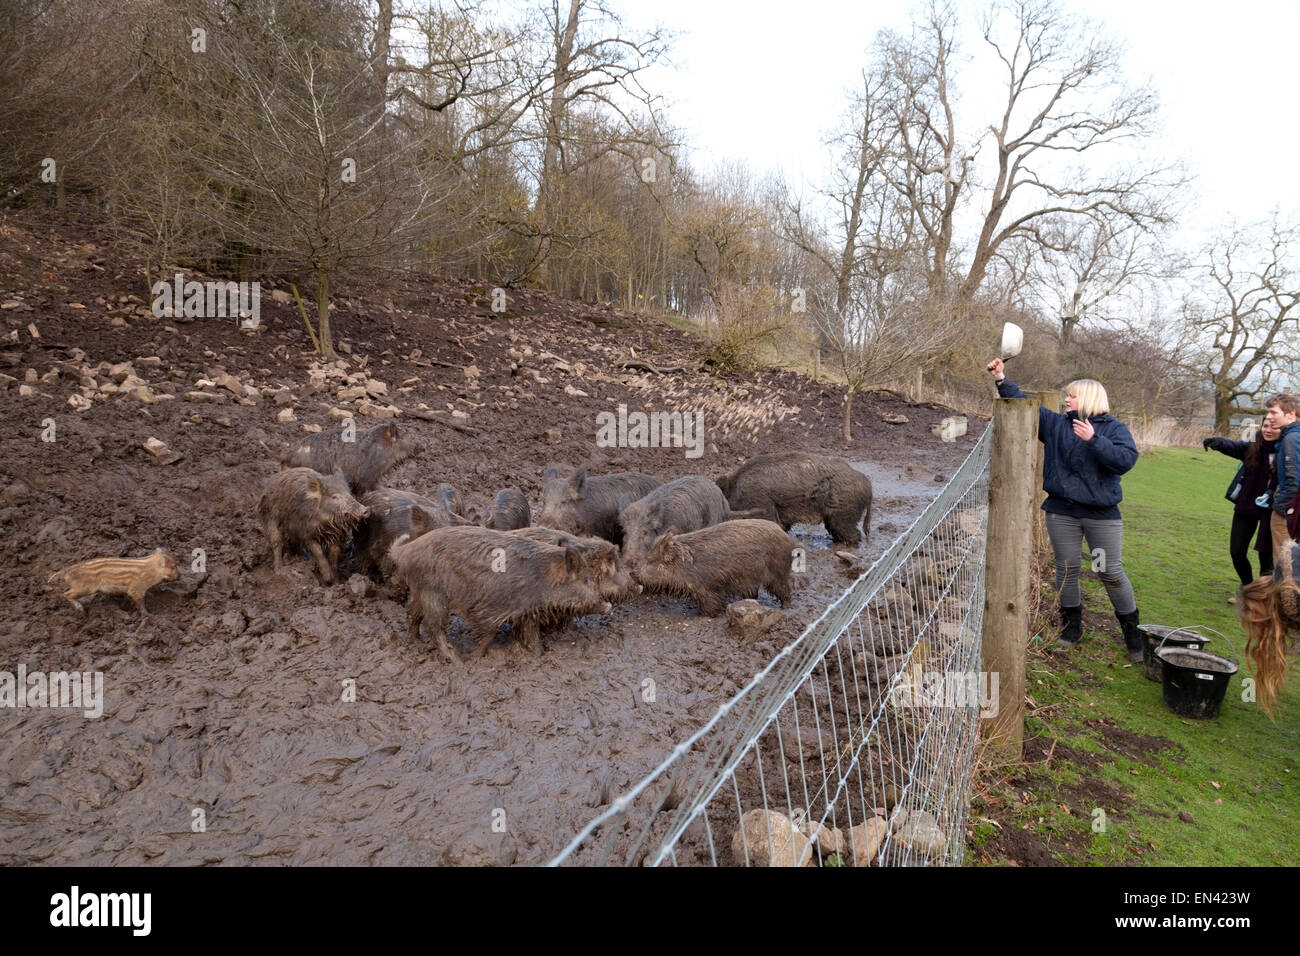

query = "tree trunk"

[
  {"left": 372, "top": 0, "right": 392, "bottom": 123},
  {"left": 842, "top": 387, "right": 854, "bottom": 442},
  {"left": 534, "top": 0, "right": 582, "bottom": 288},
  {"left": 1214, "top": 392, "right": 1233, "bottom": 434},
  {"left": 316, "top": 270, "right": 334, "bottom": 357}
]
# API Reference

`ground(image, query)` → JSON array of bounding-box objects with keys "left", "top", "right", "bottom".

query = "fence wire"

[{"left": 550, "top": 426, "right": 993, "bottom": 867}]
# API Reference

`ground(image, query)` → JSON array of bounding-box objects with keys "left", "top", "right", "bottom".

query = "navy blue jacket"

[
  {"left": 1272, "top": 421, "right": 1300, "bottom": 517},
  {"left": 997, "top": 378, "right": 1138, "bottom": 511}
]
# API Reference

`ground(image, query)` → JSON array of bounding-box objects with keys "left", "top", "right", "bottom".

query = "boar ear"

[
  {"left": 543, "top": 465, "right": 560, "bottom": 481},
  {"left": 463, "top": 505, "right": 480, "bottom": 523},
  {"left": 568, "top": 466, "right": 587, "bottom": 500},
  {"left": 379, "top": 423, "right": 397, "bottom": 445},
  {"left": 305, "top": 473, "right": 323, "bottom": 498},
  {"left": 562, "top": 547, "right": 583, "bottom": 578}
]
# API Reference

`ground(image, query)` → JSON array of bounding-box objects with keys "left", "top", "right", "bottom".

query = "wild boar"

[
  {"left": 279, "top": 422, "right": 415, "bottom": 494},
  {"left": 633, "top": 519, "right": 797, "bottom": 616},
  {"left": 715, "top": 453, "right": 873, "bottom": 547},
  {"left": 537, "top": 466, "right": 660, "bottom": 545},
  {"left": 619, "top": 475, "right": 731, "bottom": 560},
  {"left": 389, "top": 526, "right": 610, "bottom": 662},
  {"left": 259, "top": 467, "right": 369, "bottom": 583},
  {"left": 481, "top": 487, "right": 531, "bottom": 531}
]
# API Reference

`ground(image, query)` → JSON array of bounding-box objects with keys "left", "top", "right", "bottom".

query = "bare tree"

[
  {"left": 1029, "top": 213, "right": 1175, "bottom": 348},
  {"left": 1185, "top": 217, "right": 1300, "bottom": 432},
  {"left": 527, "top": 0, "right": 671, "bottom": 284},
  {"left": 877, "top": 0, "right": 1176, "bottom": 317},
  {"left": 191, "top": 19, "right": 476, "bottom": 355}
]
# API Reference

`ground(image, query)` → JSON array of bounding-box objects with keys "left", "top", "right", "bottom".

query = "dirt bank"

[{"left": 0, "top": 209, "right": 979, "bottom": 865}]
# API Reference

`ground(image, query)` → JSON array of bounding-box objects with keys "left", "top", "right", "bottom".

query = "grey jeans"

[{"left": 1044, "top": 512, "right": 1137, "bottom": 614}]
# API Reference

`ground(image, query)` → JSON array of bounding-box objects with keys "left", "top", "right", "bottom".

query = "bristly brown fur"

[{"left": 49, "top": 549, "right": 179, "bottom": 615}]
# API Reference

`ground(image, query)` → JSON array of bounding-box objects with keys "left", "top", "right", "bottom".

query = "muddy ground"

[{"left": 0, "top": 210, "right": 979, "bottom": 865}]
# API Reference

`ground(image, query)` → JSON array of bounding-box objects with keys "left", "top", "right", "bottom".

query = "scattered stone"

[
  {"left": 328, "top": 407, "right": 352, "bottom": 421},
  {"left": 893, "top": 810, "right": 947, "bottom": 857},
  {"left": 215, "top": 373, "right": 244, "bottom": 397},
  {"left": 834, "top": 549, "right": 858, "bottom": 563},
  {"left": 544, "top": 427, "right": 562, "bottom": 443},
  {"left": 67, "top": 394, "right": 93, "bottom": 411},
  {"left": 271, "top": 387, "right": 293, "bottom": 405},
  {"left": 270, "top": 289, "right": 293, "bottom": 304},
  {"left": 18, "top": 384, "right": 35, "bottom": 397},
  {"left": 731, "top": 809, "right": 814, "bottom": 867},
  {"left": 800, "top": 820, "right": 846, "bottom": 857},
  {"left": 141, "top": 437, "right": 183, "bottom": 466},
  {"left": 347, "top": 574, "right": 373, "bottom": 598},
  {"left": 882, "top": 413, "right": 909, "bottom": 424},
  {"left": 563, "top": 384, "right": 589, "bottom": 398},
  {"left": 276, "top": 407, "right": 296, "bottom": 423},
  {"left": 124, "top": 386, "right": 156, "bottom": 403},
  {"left": 184, "top": 390, "right": 225, "bottom": 403},
  {"left": 726, "top": 599, "right": 783, "bottom": 636},
  {"left": 357, "top": 401, "right": 399, "bottom": 419},
  {"left": 848, "top": 817, "right": 888, "bottom": 866},
  {"left": 337, "top": 385, "right": 368, "bottom": 401}
]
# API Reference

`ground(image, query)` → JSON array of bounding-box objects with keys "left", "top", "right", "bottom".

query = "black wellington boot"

[
  {"left": 1058, "top": 605, "right": 1083, "bottom": 648},
  {"left": 1117, "top": 609, "right": 1143, "bottom": 662}
]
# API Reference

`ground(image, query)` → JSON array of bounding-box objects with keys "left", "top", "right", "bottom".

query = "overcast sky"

[{"left": 616, "top": 0, "right": 1299, "bottom": 246}]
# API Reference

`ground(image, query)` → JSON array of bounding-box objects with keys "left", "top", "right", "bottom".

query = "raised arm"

[
  {"left": 988, "top": 359, "right": 1060, "bottom": 441},
  {"left": 1202, "top": 437, "right": 1250, "bottom": 461}
]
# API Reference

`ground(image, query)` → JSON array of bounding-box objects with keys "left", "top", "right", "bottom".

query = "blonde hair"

[
  {"left": 1066, "top": 379, "right": 1110, "bottom": 418},
  {"left": 1237, "top": 574, "right": 1300, "bottom": 718}
]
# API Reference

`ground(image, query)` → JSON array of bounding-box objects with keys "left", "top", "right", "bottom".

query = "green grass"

[{"left": 976, "top": 445, "right": 1300, "bottom": 866}]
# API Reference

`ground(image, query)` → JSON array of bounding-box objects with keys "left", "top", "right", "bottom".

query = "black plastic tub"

[
  {"left": 1138, "top": 625, "right": 1212, "bottom": 682},
  {"left": 1155, "top": 647, "right": 1238, "bottom": 719}
]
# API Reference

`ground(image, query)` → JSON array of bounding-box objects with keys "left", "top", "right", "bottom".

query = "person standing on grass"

[
  {"left": 1203, "top": 421, "right": 1279, "bottom": 596},
  {"left": 987, "top": 358, "right": 1143, "bottom": 661},
  {"left": 1266, "top": 394, "right": 1300, "bottom": 554}
]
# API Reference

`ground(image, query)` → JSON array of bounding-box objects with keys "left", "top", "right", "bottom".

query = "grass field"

[{"left": 969, "top": 445, "right": 1300, "bottom": 866}]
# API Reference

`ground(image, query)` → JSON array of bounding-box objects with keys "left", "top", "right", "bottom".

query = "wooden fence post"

[
  {"left": 981, "top": 397, "right": 1037, "bottom": 761},
  {"left": 1027, "top": 390, "right": 1058, "bottom": 553}
]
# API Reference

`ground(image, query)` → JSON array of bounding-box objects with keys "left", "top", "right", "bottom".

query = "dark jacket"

[
  {"left": 997, "top": 377, "right": 1138, "bottom": 510},
  {"left": 1272, "top": 421, "right": 1300, "bottom": 518},
  {"left": 1206, "top": 436, "right": 1276, "bottom": 515}
]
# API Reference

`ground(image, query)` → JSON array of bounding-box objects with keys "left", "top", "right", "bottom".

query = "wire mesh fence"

[{"left": 550, "top": 425, "right": 994, "bottom": 866}]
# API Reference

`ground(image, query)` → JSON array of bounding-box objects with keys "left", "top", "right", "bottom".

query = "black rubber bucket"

[
  {"left": 1154, "top": 647, "right": 1238, "bottom": 719},
  {"left": 1138, "top": 625, "right": 1212, "bottom": 682}
]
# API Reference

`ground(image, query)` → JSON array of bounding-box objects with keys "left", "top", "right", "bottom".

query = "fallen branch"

[
  {"left": 398, "top": 406, "right": 480, "bottom": 437},
  {"left": 620, "top": 360, "right": 691, "bottom": 375}
]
